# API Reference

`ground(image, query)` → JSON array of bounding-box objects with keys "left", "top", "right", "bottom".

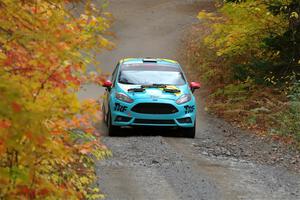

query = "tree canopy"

[{"left": 199, "top": 0, "right": 300, "bottom": 81}]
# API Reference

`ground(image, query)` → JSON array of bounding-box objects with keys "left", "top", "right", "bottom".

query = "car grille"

[
  {"left": 131, "top": 103, "right": 178, "bottom": 114},
  {"left": 134, "top": 119, "right": 175, "bottom": 124}
]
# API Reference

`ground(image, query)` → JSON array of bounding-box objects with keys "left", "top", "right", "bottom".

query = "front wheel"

[
  {"left": 107, "top": 111, "right": 120, "bottom": 136},
  {"left": 181, "top": 126, "right": 195, "bottom": 138},
  {"left": 102, "top": 104, "right": 107, "bottom": 125}
]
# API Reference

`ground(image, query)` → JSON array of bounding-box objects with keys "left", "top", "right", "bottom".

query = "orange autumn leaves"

[
  {"left": 0, "top": 0, "right": 112, "bottom": 199},
  {"left": 0, "top": 119, "right": 11, "bottom": 129}
]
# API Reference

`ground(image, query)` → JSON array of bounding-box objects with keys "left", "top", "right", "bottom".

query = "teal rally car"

[{"left": 101, "top": 58, "right": 200, "bottom": 138}]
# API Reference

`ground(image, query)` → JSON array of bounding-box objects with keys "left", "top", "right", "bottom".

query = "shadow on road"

[{"left": 95, "top": 121, "right": 186, "bottom": 138}]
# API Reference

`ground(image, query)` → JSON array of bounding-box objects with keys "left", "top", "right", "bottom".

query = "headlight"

[
  {"left": 176, "top": 94, "right": 191, "bottom": 104},
  {"left": 115, "top": 92, "right": 133, "bottom": 103}
]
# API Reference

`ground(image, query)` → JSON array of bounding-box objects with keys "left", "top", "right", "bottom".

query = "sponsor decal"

[
  {"left": 184, "top": 105, "right": 195, "bottom": 114},
  {"left": 114, "top": 103, "right": 127, "bottom": 112},
  {"left": 164, "top": 85, "right": 181, "bottom": 96}
]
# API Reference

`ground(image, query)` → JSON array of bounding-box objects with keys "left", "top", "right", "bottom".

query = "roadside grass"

[{"left": 184, "top": 22, "right": 300, "bottom": 149}]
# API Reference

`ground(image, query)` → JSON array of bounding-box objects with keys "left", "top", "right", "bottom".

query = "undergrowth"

[{"left": 185, "top": 22, "right": 300, "bottom": 149}]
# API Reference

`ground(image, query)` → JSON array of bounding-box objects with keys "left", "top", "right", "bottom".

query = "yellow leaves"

[
  {"left": 0, "top": 51, "right": 7, "bottom": 61},
  {"left": 254, "top": 7, "right": 261, "bottom": 12},
  {"left": 290, "top": 12, "right": 299, "bottom": 19},
  {"left": 198, "top": 10, "right": 213, "bottom": 20},
  {"left": 80, "top": 14, "right": 89, "bottom": 21},
  {"left": 28, "top": 59, "right": 38, "bottom": 66},
  {"left": 79, "top": 176, "right": 90, "bottom": 185},
  {"left": 216, "top": 51, "right": 223, "bottom": 57},
  {"left": 199, "top": 0, "right": 288, "bottom": 59},
  {"left": 99, "top": 37, "right": 110, "bottom": 48},
  {"left": 0, "top": 0, "right": 112, "bottom": 198},
  {"left": 197, "top": 10, "right": 223, "bottom": 22}
]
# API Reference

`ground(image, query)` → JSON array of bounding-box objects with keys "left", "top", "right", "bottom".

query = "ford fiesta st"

[{"left": 101, "top": 58, "right": 200, "bottom": 138}]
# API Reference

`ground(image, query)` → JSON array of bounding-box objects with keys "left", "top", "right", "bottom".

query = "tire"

[
  {"left": 102, "top": 104, "right": 107, "bottom": 124},
  {"left": 107, "top": 111, "right": 120, "bottom": 136},
  {"left": 183, "top": 126, "right": 195, "bottom": 138}
]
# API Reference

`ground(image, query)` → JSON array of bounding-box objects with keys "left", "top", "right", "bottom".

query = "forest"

[
  {"left": 187, "top": 0, "right": 300, "bottom": 146},
  {"left": 0, "top": 0, "right": 299, "bottom": 199}
]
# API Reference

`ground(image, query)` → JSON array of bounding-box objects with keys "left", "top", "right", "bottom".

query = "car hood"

[{"left": 117, "top": 83, "right": 189, "bottom": 101}]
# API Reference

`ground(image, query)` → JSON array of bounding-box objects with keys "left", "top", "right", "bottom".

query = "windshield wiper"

[
  {"left": 128, "top": 85, "right": 180, "bottom": 93},
  {"left": 141, "top": 84, "right": 167, "bottom": 88},
  {"left": 128, "top": 88, "right": 145, "bottom": 92}
]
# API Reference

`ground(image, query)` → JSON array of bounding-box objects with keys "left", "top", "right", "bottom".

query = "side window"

[{"left": 111, "top": 63, "right": 119, "bottom": 86}]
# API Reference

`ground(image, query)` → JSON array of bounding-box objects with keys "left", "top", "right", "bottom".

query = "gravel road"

[{"left": 79, "top": 0, "right": 300, "bottom": 199}]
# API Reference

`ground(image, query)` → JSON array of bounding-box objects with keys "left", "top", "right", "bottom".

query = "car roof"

[{"left": 119, "top": 58, "right": 180, "bottom": 67}]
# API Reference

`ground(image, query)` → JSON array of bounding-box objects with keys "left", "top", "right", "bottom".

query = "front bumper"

[{"left": 109, "top": 98, "right": 196, "bottom": 128}]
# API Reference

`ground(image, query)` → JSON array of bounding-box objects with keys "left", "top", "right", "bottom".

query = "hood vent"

[{"left": 142, "top": 58, "right": 157, "bottom": 63}]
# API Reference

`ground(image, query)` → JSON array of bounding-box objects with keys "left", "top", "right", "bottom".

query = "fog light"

[
  {"left": 177, "top": 117, "right": 192, "bottom": 123},
  {"left": 115, "top": 116, "right": 132, "bottom": 122}
]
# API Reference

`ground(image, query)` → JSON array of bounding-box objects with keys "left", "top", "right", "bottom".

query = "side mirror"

[
  {"left": 190, "top": 82, "right": 201, "bottom": 93},
  {"left": 102, "top": 80, "right": 112, "bottom": 88}
]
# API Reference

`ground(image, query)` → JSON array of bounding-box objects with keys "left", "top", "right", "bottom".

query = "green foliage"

[
  {"left": 188, "top": 0, "right": 300, "bottom": 146},
  {"left": 198, "top": 0, "right": 300, "bottom": 82},
  {"left": 277, "top": 81, "right": 300, "bottom": 142},
  {"left": 274, "top": 80, "right": 300, "bottom": 143},
  {"left": 265, "top": 0, "right": 300, "bottom": 73},
  {"left": 287, "top": 80, "right": 300, "bottom": 101},
  {"left": 199, "top": 0, "right": 287, "bottom": 59},
  {"left": 276, "top": 101, "right": 300, "bottom": 142},
  {"left": 211, "top": 78, "right": 254, "bottom": 103}
]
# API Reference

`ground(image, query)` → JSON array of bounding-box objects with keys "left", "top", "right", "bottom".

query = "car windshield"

[{"left": 118, "top": 64, "right": 186, "bottom": 85}]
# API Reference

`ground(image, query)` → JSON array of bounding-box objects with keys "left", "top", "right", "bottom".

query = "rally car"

[{"left": 101, "top": 58, "right": 200, "bottom": 138}]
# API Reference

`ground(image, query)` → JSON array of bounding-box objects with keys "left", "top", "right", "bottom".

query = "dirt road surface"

[{"left": 78, "top": 0, "right": 300, "bottom": 199}]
